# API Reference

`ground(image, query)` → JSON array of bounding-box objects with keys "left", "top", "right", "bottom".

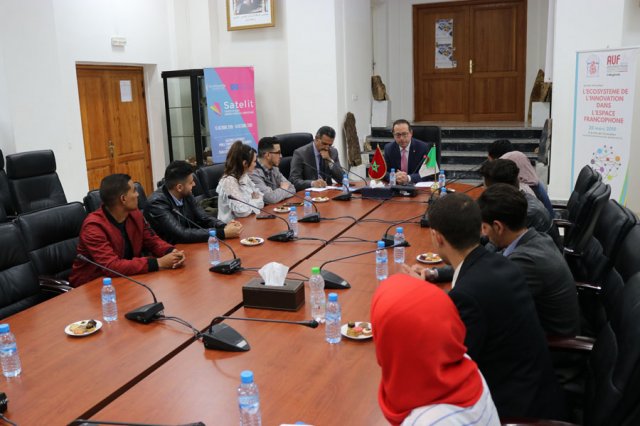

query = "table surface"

[{"left": 1, "top": 184, "right": 473, "bottom": 425}]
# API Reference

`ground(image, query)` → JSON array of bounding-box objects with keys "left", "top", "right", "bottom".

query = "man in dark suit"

[
  {"left": 383, "top": 119, "right": 429, "bottom": 184},
  {"left": 289, "top": 126, "right": 343, "bottom": 191},
  {"left": 417, "top": 193, "right": 567, "bottom": 419}
]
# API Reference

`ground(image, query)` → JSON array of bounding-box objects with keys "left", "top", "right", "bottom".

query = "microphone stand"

[
  {"left": 279, "top": 187, "right": 321, "bottom": 223},
  {"left": 171, "top": 209, "right": 242, "bottom": 274},
  {"left": 76, "top": 254, "right": 165, "bottom": 324},
  {"left": 227, "top": 195, "right": 294, "bottom": 242},
  {"left": 380, "top": 213, "right": 424, "bottom": 247},
  {"left": 201, "top": 315, "right": 319, "bottom": 352}
]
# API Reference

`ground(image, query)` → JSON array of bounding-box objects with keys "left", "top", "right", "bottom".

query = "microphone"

[
  {"left": 299, "top": 159, "right": 351, "bottom": 201},
  {"left": 318, "top": 242, "right": 403, "bottom": 289},
  {"left": 227, "top": 195, "right": 294, "bottom": 242},
  {"left": 279, "top": 187, "right": 321, "bottom": 223},
  {"left": 329, "top": 160, "right": 370, "bottom": 201},
  {"left": 171, "top": 209, "right": 242, "bottom": 274},
  {"left": 380, "top": 214, "right": 424, "bottom": 247},
  {"left": 202, "top": 315, "right": 319, "bottom": 352},
  {"left": 75, "top": 254, "right": 164, "bottom": 324},
  {"left": 70, "top": 420, "right": 205, "bottom": 426}
]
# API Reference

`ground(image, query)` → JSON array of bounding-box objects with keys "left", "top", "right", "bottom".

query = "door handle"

[
  {"left": 469, "top": 59, "right": 473, "bottom": 75},
  {"left": 108, "top": 140, "right": 115, "bottom": 158}
]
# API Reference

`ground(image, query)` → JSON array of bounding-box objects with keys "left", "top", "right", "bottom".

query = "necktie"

[
  {"left": 401, "top": 149, "right": 408, "bottom": 173},
  {"left": 318, "top": 155, "right": 329, "bottom": 182}
]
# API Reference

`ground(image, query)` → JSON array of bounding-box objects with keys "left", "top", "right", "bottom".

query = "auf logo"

[{"left": 210, "top": 102, "right": 222, "bottom": 116}]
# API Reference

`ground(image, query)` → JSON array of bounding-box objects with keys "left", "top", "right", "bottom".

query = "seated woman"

[
  {"left": 502, "top": 151, "right": 554, "bottom": 217},
  {"left": 371, "top": 274, "right": 499, "bottom": 426},
  {"left": 216, "top": 141, "right": 264, "bottom": 223}
]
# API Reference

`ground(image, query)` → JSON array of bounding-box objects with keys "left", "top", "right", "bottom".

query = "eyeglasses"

[
  {"left": 393, "top": 132, "right": 410, "bottom": 138},
  {"left": 268, "top": 150, "right": 282, "bottom": 156}
]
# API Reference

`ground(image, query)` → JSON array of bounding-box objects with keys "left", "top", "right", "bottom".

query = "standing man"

[
  {"left": 250, "top": 137, "right": 295, "bottom": 204},
  {"left": 406, "top": 193, "right": 567, "bottom": 419},
  {"left": 383, "top": 119, "right": 430, "bottom": 184},
  {"left": 70, "top": 174, "right": 185, "bottom": 287},
  {"left": 289, "top": 126, "right": 343, "bottom": 191},
  {"left": 145, "top": 161, "right": 242, "bottom": 244}
]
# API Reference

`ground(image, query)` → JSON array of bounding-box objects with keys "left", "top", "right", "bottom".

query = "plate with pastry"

[
  {"left": 240, "top": 237, "right": 264, "bottom": 246},
  {"left": 341, "top": 321, "right": 373, "bottom": 340},
  {"left": 273, "top": 206, "right": 290, "bottom": 213},
  {"left": 312, "top": 196, "right": 330, "bottom": 203},
  {"left": 65, "top": 319, "right": 102, "bottom": 337},
  {"left": 416, "top": 252, "right": 443, "bottom": 264}
]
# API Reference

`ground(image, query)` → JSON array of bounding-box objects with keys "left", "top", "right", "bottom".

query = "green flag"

[{"left": 419, "top": 145, "right": 439, "bottom": 178}]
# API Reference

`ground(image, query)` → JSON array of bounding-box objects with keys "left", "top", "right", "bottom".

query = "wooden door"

[
  {"left": 413, "top": 0, "right": 526, "bottom": 122},
  {"left": 77, "top": 65, "right": 153, "bottom": 191}
]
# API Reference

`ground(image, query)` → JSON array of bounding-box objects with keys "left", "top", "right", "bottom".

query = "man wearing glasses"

[
  {"left": 384, "top": 119, "right": 430, "bottom": 184},
  {"left": 250, "top": 137, "right": 295, "bottom": 204},
  {"left": 290, "top": 126, "right": 343, "bottom": 191}
]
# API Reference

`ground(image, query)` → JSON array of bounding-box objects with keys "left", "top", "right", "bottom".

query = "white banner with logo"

[{"left": 571, "top": 47, "right": 640, "bottom": 203}]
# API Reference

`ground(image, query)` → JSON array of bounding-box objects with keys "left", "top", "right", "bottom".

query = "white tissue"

[{"left": 259, "top": 262, "right": 289, "bottom": 287}]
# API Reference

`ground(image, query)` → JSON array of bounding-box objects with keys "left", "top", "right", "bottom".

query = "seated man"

[
  {"left": 289, "top": 126, "right": 343, "bottom": 191},
  {"left": 249, "top": 137, "right": 295, "bottom": 204},
  {"left": 145, "top": 161, "right": 242, "bottom": 244},
  {"left": 383, "top": 119, "right": 430, "bottom": 184},
  {"left": 70, "top": 174, "right": 185, "bottom": 287},
  {"left": 407, "top": 193, "right": 566, "bottom": 419}
]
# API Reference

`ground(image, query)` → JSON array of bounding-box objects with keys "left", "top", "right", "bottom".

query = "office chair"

[
  {"left": 0, "top": 149, "right": 16, "bottom": 217},
  {"left": 196, "top": 163, "right": 225, "bottom": 198},
  {"left": 273, "top": 132, "right": 313, "bottom": 178}
]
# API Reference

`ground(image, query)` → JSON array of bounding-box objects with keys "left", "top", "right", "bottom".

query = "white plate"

[
  {"left": 312, "top": 197, "right": 330, "bottom": 203},
  {"left": 273, "top": 207, "right": 290, "bottom": 213},
  {"left": 416, "top": 252, "right": 443, "bottom": 264},
  {"left": 341, "top": 322, "right": 373, "bottom": 340},
  {"left": 240, "top": 237, "right": 264, "bottom": 246},
  {"left": 65, "top": 319, "right": 102, "bottom": 337}
]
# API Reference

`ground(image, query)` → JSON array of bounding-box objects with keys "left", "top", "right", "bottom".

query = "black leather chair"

[
  {"left": 195, "top": 163, "right": 225, "bottom": 198},
  {"left": 0, "top": 149, "right": 16, "bottom": 217},
  {"left": 5, "top": 149, "right": 67, "bottom": 214},
  {"left": 83, "top": 182, "right": 148, "bottom": 213},
  {"left": 614, "top": 224, "right": 640, "bottom": 282},
  {"left": 274, "top": 132, "right": 314, "bottom": 179},
  {"left": 16, "top": 202, "right": 86, "bottom": 282},
  {"left": 134, "top": 181, "right": 148, "bottom": 211},
  {"left": 554, "top": 165, "right": 601, "bottom": 219},
  {"left": 0, "top": 223, "right": 70, "bottom": 319},
  {"left": 411, "top": 125, "right": 442, "bottom": 166}
]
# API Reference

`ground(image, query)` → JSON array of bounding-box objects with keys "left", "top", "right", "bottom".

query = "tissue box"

[{"left": 242, "top": 278, "right": 305, "bottom": 311}]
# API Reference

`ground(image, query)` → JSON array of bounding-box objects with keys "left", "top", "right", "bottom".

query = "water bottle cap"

[
  {"left": 305, "top": 191, "right": 310, "bottom": 196},
  {"left": 441, "top": 187, "right": 447, "bottom": 193},
  {"left": 377, "top": 240, "right": 386, "bottom": 248},
  {"left": 0, "top": 324, "right": 9, "bottom": 333},
  {"left": 328, "top": 293, "right": 338, "bottom": 302},
  {"left": 396, "top": 226, "right": 403, "bottom": 233},
  {"left": 343, "top": 173, "right": 348, "bottom": 178},
  {"left": 103, "top": 277, "right": 112, "bottom": 286},
  {"left": 240, "top": 370, "right": 254, "bottom": 384},
  {"left": 290, "top": 206, "right": 297, "bottom": 212},
  {"left": 311, "top": 266, "right": 320, "bottom": 274},
  {"left": 209, "top": 229, "right": 216, "bottom": 237},
  {"left": 390, "top": 168, "right": 395, "bottom": 172}
]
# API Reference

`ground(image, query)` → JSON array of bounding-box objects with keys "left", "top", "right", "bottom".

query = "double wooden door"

[
  {"left": 77, "top": 65, "right": 153, "bottom": 191},
  {"left": 413, "top": 0, "right": 527, "bottom": 122}
]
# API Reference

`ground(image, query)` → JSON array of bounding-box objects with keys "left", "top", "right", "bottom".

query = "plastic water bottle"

[
  {"left": 237, "top": 370, "right": 262, "bottom": 426},
  {"left": 303, "top": 191, "right": 313, "bottom": 217},
  {"left": 208, "top": 229, "right": 221, "bottom": 266},
  {"left": 101, "top": 277, "right": 118, "bottom": 322},
  {"left": 389, "top": 168, "right": 396, "bottom": 186},
  {"left": 376, "top": 240, "right": 388, "bottom": 281},
  {"left": 440, "top": 187, "right": 448, "bottom": 197},
  {"left": 309, "top": 267, "right": 326, "bottom": 323},
  {"left": 393, "top": 227, "right": 405, "bottom": 264},
  {"left": 0, "top": 324, "right": 21, "bottom": 377},
  {"left": 342, "top": 173, "right": 350, "bottom": 193},
  {"left": 325, "top": 293, "right": 341, "bottom": 344},
  {"left": 288, "top": 206, "right": 299, "bottom": 237},
  {"left": 438, "top": 169, "right": 446, "bottom": 189}
]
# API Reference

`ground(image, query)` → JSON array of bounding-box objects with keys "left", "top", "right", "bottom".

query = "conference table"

[{"left": 0, "top": 183, "right": 474, "bottom": 425}]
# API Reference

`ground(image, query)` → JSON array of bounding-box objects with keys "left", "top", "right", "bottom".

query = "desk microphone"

[
  {"left": 318, "top": 242, "right": 403, "bottom": 289},
  {"left": 380, "top": 214, "right": 423, "bottom": 247},
  {"left": 171, "top": 209, "right": 242, "bottom": 274},
  {"left": 228, "top": 195, "right": 294, "bottom": 242},
  {"left": 327, "top": 160, "right": 369, "bottom": 201},
  {"left": 300, "top": 160, "right": 353, "bottom": 201},
  {"left": 70, "top": 420, "right": 205, "bottom": 426},
  {"left": 76, "top": 254, "right": 164, "bottom": 324},
  {"left": 280, "top": 187, "right": 320, "bottom": 223},
  {"left": 202, "top": 315, "right": 319, "bottom": 352}
]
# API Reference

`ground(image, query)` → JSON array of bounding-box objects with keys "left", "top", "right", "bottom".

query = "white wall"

[
  {"left": 549, "top": 0, "right": 626, "bottom": 200},
  {"left": 622, "top": 0, "right": 640, "bottom": 45},
  {"left": 372, "top": 0, "right": 548, "bottom": 123}
]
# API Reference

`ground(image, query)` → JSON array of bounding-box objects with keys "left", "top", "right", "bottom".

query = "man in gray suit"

[{"left": 289, "top": 126, "right": 343, "bottom": 191}]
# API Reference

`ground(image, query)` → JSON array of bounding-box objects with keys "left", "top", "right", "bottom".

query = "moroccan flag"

[
  {"left": 419, "top": 144, "right": 439, "bottom": 178},
  {"left": 368, "top": 145, "right": 387, "bottom": 180}
]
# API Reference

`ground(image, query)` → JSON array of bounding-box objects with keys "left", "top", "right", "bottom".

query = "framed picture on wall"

[{"left": 226, "top": 0, "right": 275, "bottom": 31}]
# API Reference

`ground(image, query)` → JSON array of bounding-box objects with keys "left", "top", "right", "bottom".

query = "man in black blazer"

[
  {"left": 383, "top": 119, "right": 430, "bottom": 184},
  {"left": 419, "top": 193, "right": 566, "bottom": 419},
  {"left": 289, "top": 126, "right": 343, "bottom": 191}
]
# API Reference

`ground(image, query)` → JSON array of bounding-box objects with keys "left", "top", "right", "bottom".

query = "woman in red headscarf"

[{"left": 371, "top": 274, "right": 499, "bottom": 425}]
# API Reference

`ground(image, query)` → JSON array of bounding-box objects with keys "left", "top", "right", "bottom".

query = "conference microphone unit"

[
  {"left": 171, "top": 208, "right": 242, "bottom": 274},
  {"left": 328, "top": 159, "right": 371, "bottom": 201},
  {"left": 227, "top": 195, "right": 294, "bottom": 242},
  {"left": 318, "top": 243, "right": 403, "bottom": 289},
  {"left": 280, "top": 187, "right": 321, "bottom": 223},
  {"left": 202, "top": 315, "right": 319, "bottom": 352},
  {"left": 70, "top": 420, "right": 205, "bottom": 426},
  {"left": 300, "top": 159, "right": 353, "bottom": 201},
  {"left": 76, "top": 254, "right": 164, "bottom": 324},
  {"left": 379, "top": 214, "right": 424, "bottom": 247}
]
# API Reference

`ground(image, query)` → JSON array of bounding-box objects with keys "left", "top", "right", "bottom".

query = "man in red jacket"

[{"left": 70, "top": 174, "right": 185, "bottom": 287}]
